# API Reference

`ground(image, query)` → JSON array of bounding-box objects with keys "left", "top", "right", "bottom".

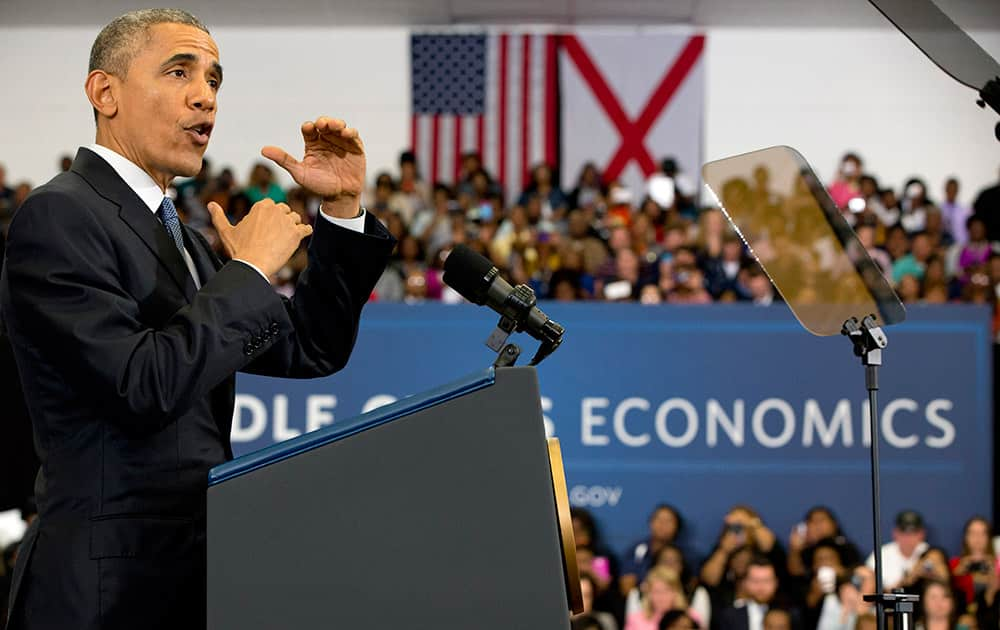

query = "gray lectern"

[{"left": 206, "top": 366, "right": 580, "bottom": 630}]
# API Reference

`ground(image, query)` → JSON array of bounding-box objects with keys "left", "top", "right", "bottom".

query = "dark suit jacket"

[{"left": 1, "top": 148, "right": 394, "bottom": 630}]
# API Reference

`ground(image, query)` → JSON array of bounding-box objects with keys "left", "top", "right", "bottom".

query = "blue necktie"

[{"left": 157, "top": 196, "right": 185, "bottom": 256}]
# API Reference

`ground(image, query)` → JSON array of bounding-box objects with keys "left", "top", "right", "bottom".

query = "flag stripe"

[
  {"left": 476, "top": 114, "right": 485, "bottom": 160},
  {"left": 520, "top": 34, "right": 532, "bottom": 190},
  {"left": 498, "top": 33, "right": 509, "bottom": 190},
  {"left": 430, "top": 114, "right": 441, "bottom": 185},
  {"left": 453, "top": 115, "right": 463, "bottom": 183},
  {"left": 411, "top": 114, "right": 419, "bottom": 153},
  {"left": 544, "top": 34, "right": 558, "bottom": 168}
]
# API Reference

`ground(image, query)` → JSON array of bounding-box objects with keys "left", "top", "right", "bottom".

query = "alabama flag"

[{"left": 560, "top": 31, "right": 705, "bottom": 199}]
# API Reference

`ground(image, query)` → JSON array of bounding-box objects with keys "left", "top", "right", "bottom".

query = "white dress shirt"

[{"left": 86, "top": 143, "right": 366, "bottom": 286}]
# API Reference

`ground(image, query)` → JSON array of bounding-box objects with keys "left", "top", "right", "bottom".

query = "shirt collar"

[{"left": 87, "top": 143, "right": 167, "bottom": 214}]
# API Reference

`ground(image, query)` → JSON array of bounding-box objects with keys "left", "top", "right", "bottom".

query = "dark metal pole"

[{"left": 866, "top": 366, "right": 885, "bottom": 630}]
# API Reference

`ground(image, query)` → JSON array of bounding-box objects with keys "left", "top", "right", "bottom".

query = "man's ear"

[{"left": 85, "top": 70, "right": 118, "bottom": 119}]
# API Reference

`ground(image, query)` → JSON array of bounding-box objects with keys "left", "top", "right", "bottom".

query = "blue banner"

[{"left": 233, "top": 303, "right": 992, "bottom": 564}]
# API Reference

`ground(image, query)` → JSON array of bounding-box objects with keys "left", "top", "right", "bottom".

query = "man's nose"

[{"left": 190, "top": 81, "right": 216, "bottom": 111}]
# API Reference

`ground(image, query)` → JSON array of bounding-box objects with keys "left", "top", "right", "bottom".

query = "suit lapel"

[
  {"left": 70, "top": 148, "right": 197, "bottom": 301},
  {"left": 182, "top": 225, "right": 222, "bottom": 283}
]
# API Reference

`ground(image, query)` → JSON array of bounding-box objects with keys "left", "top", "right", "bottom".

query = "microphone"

[{"left": 443, "top": 244, "right": 564, "bottom": 365}]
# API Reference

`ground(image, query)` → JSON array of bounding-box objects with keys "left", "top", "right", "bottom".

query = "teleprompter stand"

[{"left": 843, "top": 315, "right": 919, "bottom": 630}]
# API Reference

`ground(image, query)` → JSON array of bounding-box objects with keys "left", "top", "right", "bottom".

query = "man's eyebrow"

[
  {"left": 159, "top": 52, "right": 197, "bottom": 69},
  {"left": 159, "top": 53, "right": 224, "bottom": 83}
]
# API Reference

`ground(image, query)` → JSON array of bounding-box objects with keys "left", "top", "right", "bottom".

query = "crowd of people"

[
  {"left": 1, "top": 152, "right": 1000, "bottom": 627},
  {"left": 570, "top": 505, "right": 1000, "bottom": 630},
  {"left": 2, "top": 150, "right": 999, "bottom": 335}
]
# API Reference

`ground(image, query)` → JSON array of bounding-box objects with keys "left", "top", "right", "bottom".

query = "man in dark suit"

[
  {"left": 1, "top": 9, "right": 394, "bottom": 630},
  {"left": 714, "top": 556, "right": 798, "bottom": 630}
]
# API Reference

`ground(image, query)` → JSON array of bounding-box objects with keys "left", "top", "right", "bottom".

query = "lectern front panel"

[{"left": 208, "top": 367, "right": 570, "bottom": 630}]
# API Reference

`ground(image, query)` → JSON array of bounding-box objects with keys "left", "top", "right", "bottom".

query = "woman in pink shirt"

[{"left": 624, "top": 567, "right": 701, "bottom": 630}]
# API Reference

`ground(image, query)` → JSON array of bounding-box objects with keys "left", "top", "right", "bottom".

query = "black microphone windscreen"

[{"left": 443, "top": 244, "right": 495, "bottom": 305}]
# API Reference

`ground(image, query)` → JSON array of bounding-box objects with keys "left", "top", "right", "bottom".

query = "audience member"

[
  {"left": 865, "top": 510, "right": 929, "bottom": 590},
  {"left": 622, "top": 505, "right": 685, "bottom": 592},
  {"left": 950, "top": 517, "right": 1000, "bottom": 609},
  {"left": 918, "top": 580, "right": 958, "bottom": 630},
  {"left": 575, "top": 571, "right": 621, "bottom": 630},
  {"left": 816, "top": 565, "right": 875, "bottom": 630},
  {"left": 624, "top": 567, "right": 693, "bottom": 630},
  {"left": 713, "top": 556, "right": 788, "bottom": 630}
]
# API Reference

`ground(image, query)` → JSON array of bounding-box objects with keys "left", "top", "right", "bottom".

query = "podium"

[{"left": 206, "top": 366, "right": 580, "bottom": 629}]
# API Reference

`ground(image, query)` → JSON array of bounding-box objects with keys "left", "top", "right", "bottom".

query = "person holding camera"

[
  {"left": 700, "top": 506, "right": 785, "bottom": 590},
  {"left": 816, "top": 565, "right": 876, "bottom": 630},
  {"left": 700, "top": 506, "right": 787, "bottom": 616},
  {"left": 865, "top": 510, "right": 929, "bottom": 590},
  {"left": 950, "top": 517, "right": 1000, "bottom": 608}
]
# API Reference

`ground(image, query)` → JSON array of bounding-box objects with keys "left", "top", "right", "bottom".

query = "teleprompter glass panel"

[{"left": 702, "top": 146, "right": 905, "bottom": 336}]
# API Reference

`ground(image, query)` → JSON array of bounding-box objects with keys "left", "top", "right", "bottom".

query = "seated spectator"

[
  {"left": 659, "top": 610, "right": 698, "bottom": 630},
  {"left": 714, "top": 556, "right": 791, "bottom": 630},
  {"left": 899, "top": 178, "right": 937, "bottom": 234},
  {"left": 396, "top": 150, "right": 430, "bottom": 223},
  {"left": 569, "top": 161, "right": 605, "bottom": 211},
  {"left": 518, "top": 162, "right": 566, "bottom": 221},
  {"left": 796, "top": 539, "right": 851, "bottom": 627},
  {"left": 574, "top": 508, "right": 625, "bottom": 622},
  {"left": 624, "top": 567, "right": 693, "bottom": 630},
  {"left": 855, "top": 613, "right": 878, "bottom": 630},
  {"left": 574, "top": 571, "right": 620, "bottom": 630},
  {"left": 827, "top": 153, "right": 863, "bottom": 209},
  {"left": 412, "top": 183, "right": 459, "bottom": 256},
  {"left": 950, "top": 517, "right": 999, "bottom": 609},
  {"left": 666, "top": 265, "right": 712, "bottom": 304},
  {"left": 858, "top": 174, "right": 896, "bottom": 227},
  {"left": 866, "top": 510, "right": 929, "bottom": 591},
  {"left": 899, "top": 547, "right": 953, "bottom": 596},
  {"left": 853, "top": 222, "right": 892, "bottom": 280},
  {"left": 892, "top": 231, "right": 934, "bottom": 284},
  {"left": 957, "top": 216, "right": 997, "bottom": 283},
  {"left": 244, "top": 162, "right": 287, "bottom": 205},
  {"left": 762, "top": 608, "right": 792, "bottom": 630},
  {"left": 884, "top": 224, "right": 911, "bottom": 262},
  {"left": 622, "top": 505, "right": 685, "bottom": 592},
  {"left": 562, "top": 209, "right": 610, "bottom": 275},
  {"left": 940, "top": 177, "right": 971, "bottom": 244},
  {"left": 917, "top": 580, "right": 958, "bottom": 630},
  {"left": 816, "top": 565, "right": 876, "bottom": 630},
  {"left": 897, "top": 273, "right": 922, "bottom": 303},
  {"left": 702, "top": 233, "right": 749, "bottom": 299},
  {"left": 625, "top": 544, "right": 712, "bottom": 629},
  {"left": 744, "top": 266, "right": 777, "bottom": 306},
  {"left": 701, "top": 506, "right": 787, "bottom": 607},
  {"left": 788, "top": 506, "right": 861, "bottom": 579}
]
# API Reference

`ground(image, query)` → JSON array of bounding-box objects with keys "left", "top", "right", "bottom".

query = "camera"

[{"left": 968, "top": 560, "right": 990, "bottom": 573}]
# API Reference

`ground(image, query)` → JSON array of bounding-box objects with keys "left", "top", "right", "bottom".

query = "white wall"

[
  {"left": 705, "top": 28, "right": 1000, "bottom": 204},
  {"left": 1, "top": 25, "right": 998, "bottom": 204}
]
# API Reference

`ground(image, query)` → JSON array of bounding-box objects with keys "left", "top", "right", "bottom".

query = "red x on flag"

[{"left": 561, "top": 34, "right": 705, "bottom": 184}]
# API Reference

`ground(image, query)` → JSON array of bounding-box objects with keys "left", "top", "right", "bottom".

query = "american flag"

[{"left": 410, "top": 33, "right": 560, "bottom": 203}]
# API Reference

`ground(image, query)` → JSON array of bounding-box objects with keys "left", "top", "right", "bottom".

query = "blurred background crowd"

[
  {"left": 2, "top": 152, "right": 1000, "bottom": 629},
  {"left": 564, "top": 504, "right": 1000, "bottom": 630},
  {"left": 1, "top": 150, "right": 998, "bottom": 336},
  {"left": 4, "top": 498, "right": 1000, "bottom": 630}
]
